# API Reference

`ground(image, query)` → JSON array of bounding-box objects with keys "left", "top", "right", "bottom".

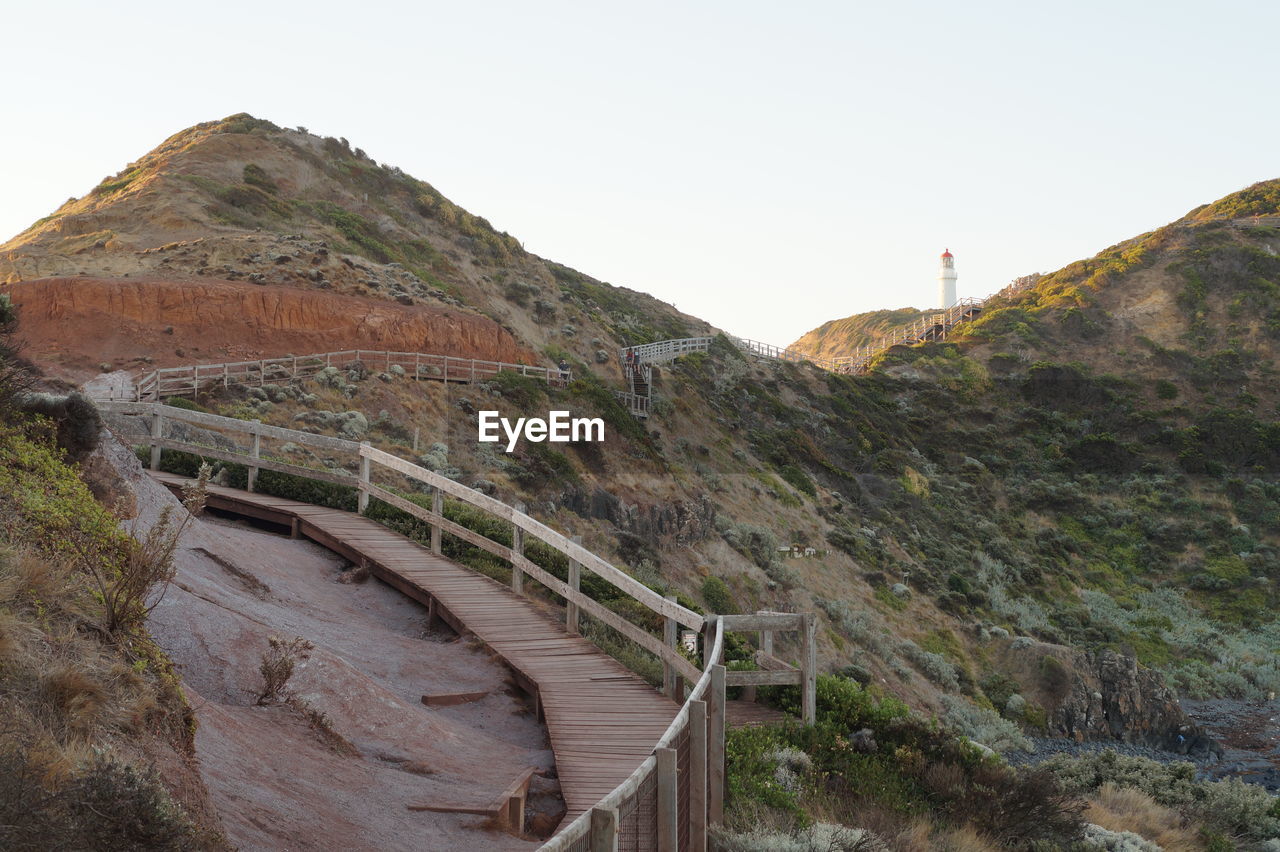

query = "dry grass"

[
  {"left": 288, "top": 697, "right": 359, "bottom": 757},
  {"left": 889, "top": 820, "right": 998, "bottom": 852},
  {"left": 1085, "top": 783, "right": 1205, "bottom": 852}
]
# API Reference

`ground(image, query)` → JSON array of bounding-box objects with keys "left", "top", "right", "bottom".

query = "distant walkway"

[
  {"left": 91, "top": 348, "right": 570, "bottom": 403},
  {"left": 151, "top": 472, "right": 678, "bottom": 831},
  {"left": 617, "top": 278, "right": 1041, "bottom": 416}
]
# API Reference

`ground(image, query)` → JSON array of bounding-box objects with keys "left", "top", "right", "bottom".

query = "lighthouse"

[{"left": 938, "top": 248, "right": 957, "bottom": 309}]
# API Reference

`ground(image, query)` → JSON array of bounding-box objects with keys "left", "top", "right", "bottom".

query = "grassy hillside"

[
  {"left": 0, "top": 299, "right": 220, "bottom": 848},
  {"left": 790, "top": 307, "right": 937, "bottom": 361},
  {"left": 7, "top": 118, "right": 1280, "bottom": 848}
]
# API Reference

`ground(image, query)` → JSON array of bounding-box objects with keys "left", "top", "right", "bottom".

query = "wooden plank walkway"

[
  {"left": 725, "top": 700, "right": 788, "bottom": 729},
  {"left": 152, "top": 472, "right": 679, "bottom": 829}
]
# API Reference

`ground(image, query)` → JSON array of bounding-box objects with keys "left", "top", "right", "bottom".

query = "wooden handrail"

[
  {"left": 99, "top": 348, "right": 573, "bottom": 403},
  {"left": 98, "top": 400, "right": 814, "bottom": 849}
]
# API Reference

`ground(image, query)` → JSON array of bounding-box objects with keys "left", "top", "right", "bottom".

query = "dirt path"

[{"left": 109, "top": 437, "right": 560, "bottom": 850}]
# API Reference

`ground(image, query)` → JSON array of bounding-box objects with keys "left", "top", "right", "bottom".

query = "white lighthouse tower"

[{"left": 937, "top": 248, "right": 957, "bottom": 309}]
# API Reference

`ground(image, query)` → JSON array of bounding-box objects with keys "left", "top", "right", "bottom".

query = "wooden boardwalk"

[{"left": 153, "top": 473, "right": 679, "bottom": 830}]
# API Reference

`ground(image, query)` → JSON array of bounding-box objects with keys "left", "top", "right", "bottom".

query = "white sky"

[{"left": 4, "top": 0, "right": 1278, "bottom": 344}]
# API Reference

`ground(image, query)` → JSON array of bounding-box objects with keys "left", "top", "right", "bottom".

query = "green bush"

[
  {"left": 701, "top": 576, "right": 735, "bottom": 614},
  {"left": 1042, "top": 751, "right": 1280, "bottom": 842}
]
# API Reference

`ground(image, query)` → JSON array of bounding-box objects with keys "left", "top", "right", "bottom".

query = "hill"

[
  {"left": 4, "top": 118, "right": 1279, "bottom": 848},
  {"left": 790, "top": 306, "right": 937, "bottom": 360},
  {"left": 0, "top": 114, "right": 708, "bottom": 381}
]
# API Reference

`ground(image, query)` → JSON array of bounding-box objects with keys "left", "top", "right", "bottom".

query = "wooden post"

[
  {"left": 247, "top": 420, "right": 261, "bottom": 493},
  {"left": 708, "top": 664, "right": 726, "bottom": 826},
  {"left": 663, "top": 594, "right": 678, "bottom": 699},
  {"left": 412, "top": 426, "right": 420, "bottom": 453},
  {"left": 566, "top": 535, "right": 582, "bottom": 635},
  {"left": 801, "top": 612, "right": 817, "bottom": 726},
  {"left": 689, "top": 700, "right": 708, "bottom": 852},
  {"left": 149, "top": 410, "right": 163, "bottom": 471},
  {"left": 258, "top": 360, "right": 265, "bottom": 386},
  {"left": 430, "top": 486, "right": 442, "bottom": 555},
  {"left": 223, "top": 363, "right": 229, "bottom": 389},
  {"left": 511, "top": 502, "right": 525, "bottom": 595},
  {"left": 589, "top": 806, "right": 618, "bottom": 852},
  {"left": 358, "top": 442, "right": 370, "bottom": 515},
  {"left": 656, "top": 747, "right": 678, "bottom": 852}
]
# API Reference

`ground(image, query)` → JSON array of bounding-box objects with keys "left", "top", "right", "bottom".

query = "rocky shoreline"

[{"left": 1009, "top": 698, "right": 1280, "bottom": 793}]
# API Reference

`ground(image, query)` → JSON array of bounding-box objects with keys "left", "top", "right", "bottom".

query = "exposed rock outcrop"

[
  {"left": 7, "top": 276, "right": 534, "bottom": 382},
  {"left": 995, "top": 640, "right": 1220, "bottom": 757},
  {"left": 561, "top": 486, "right": 717, "bottom": 546}
]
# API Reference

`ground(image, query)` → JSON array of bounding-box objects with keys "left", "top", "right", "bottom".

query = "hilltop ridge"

[{"left": 1, "top": 113, "right": 708, "bottom": 382}]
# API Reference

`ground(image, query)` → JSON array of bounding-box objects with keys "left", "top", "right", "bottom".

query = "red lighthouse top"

[{"left": 941, "top": 248, "right": 953, "bottom": 258}]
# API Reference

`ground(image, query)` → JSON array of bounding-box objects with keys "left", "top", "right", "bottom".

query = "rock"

[
  {"left": 850, "top": 728, "right": 877, "bottom": 753},
  {"left": 6, "top": 278, "right": 538, "bottom": 372},
  {"left": 1080, "top": 823, "right": 1161, "bottom": 851},
  {"left": 595, "top": 349, "right": 609, "bottom": 364},
  {"left": 1008, "top": 642, "right": 1218, "bottom": 754},
  {"left": 890, "top": 582, "right": 911, "bottom": 598},
  {"left": 559, "top": 486, "right": 717, "bottom": 546},
  {"left": 79, "top": 438, "right": 139, "bottom": 518},
  {"left": 965, "top": 739, "right": 997, "bottom": 760}
]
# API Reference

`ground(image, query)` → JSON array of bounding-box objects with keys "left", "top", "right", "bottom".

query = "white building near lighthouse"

[{"left": 938, "top": 248, "right": 958, "bottom": 308}]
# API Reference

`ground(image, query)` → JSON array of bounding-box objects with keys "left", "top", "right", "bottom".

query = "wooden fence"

[
  {"left": 117, "top": 349, "right": 571, "bottom": 403},
  {"left": 98, "top": 400, "right": 816, "bottom": 850}
]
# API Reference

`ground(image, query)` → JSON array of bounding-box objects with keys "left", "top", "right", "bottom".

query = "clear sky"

[{"left": 4, "top": 0, "right": 1277, "bottom": 345}]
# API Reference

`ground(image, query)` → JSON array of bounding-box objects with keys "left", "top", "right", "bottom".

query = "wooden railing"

[
  {"left": 109, "top": 349, "right": 572, "bottom": 403},
  {"left": 830, "top": 297, "right": 986, "bottom": 375},
  {"left": 97, "top": 400, "right": 814, "bottom": 851},
  {"left": 617, "top": 277, "right": 1046, "bottom": 410}
]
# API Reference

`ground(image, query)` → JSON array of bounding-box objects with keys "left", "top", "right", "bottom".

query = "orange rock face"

[{"left": 7, "top": 277, "right": 536, "bottom": 380}]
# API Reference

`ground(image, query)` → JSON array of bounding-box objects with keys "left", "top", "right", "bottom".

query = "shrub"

[
  {"left": 898, "top": 640, "right": 959, "bottom": 690},
  {"left": 0, "top": 747, "right": 195, "bottom": 850},
  {"left": 940, "top": 695, "right": 1033, "bottom": 753},
  {"left": 18, "top": 392, "right": 102, "bottom": 461},
  {"left": 256, "top": 635, "right": 315, "bottom": 705},
  {"left": 68, "top": 466, "right": 209, "bottom": 634},
  {"left": 779, "top": 464, "right": 817, "bottom": 498},
  {"left": 1042, "top": 751, "right": 1280, "bottom": 842},
  {"left": 702, "top": 576, "right": 735, "bottom": 614}
]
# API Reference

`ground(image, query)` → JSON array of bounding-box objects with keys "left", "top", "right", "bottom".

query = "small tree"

[
  {"left": 256, "top": 635, "right": 315, "bottom": 705},
  {"left": 69, "top": 464, "right": 210, "bottom": 634}
]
